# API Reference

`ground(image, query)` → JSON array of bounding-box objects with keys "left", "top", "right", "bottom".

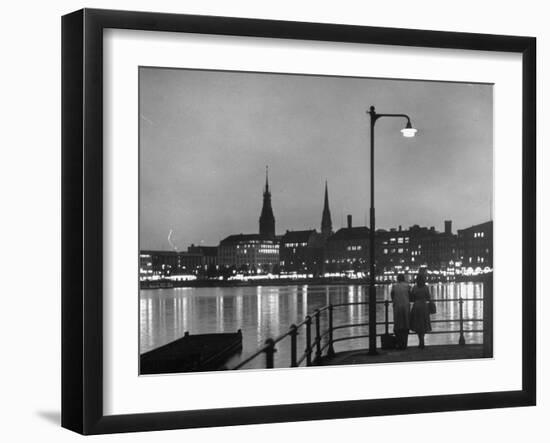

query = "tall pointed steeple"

[
  {"left": 321, "top": 180, "right": 333, "bottom": 237},
  {"left": 259, "top": 166, "right": 276, "bottom": 238}
]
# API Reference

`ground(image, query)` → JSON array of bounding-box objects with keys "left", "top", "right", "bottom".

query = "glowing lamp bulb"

[
  {"left": 401, "top": 121, "right": 417, "bottom": 138},
  {"left": 401, "top": 128, "right": 417, "bottom": 137}
]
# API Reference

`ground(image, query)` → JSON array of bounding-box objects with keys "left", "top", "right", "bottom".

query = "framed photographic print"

[{"left": 61, "top": 8, "right": 536, "bottom": 435}]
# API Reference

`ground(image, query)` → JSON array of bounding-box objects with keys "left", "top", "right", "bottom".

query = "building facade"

[
  {"left": 139, "top": 252, "right": 154, "bottom": 281},
  {"left": 187, "top": 245, "right": 218, "bottom": 267},
  {"left": 457, "top": 220, "right": 493, "bottom": 269},
  {"left": 322, "top": 218, "right": 482, "bottom": 279},
  {"left": 377, "top": 222, "right": 455, "bottom": 268},
  {"left": 324, "top": 216, "right": 370, "bottom": 274},
  {"left": 279, "top": 229, "right": 324, "bottom": 275},
  {"left": 375, "top": 226, "right": 412, "bottom": 271},
  {"left": 218, "top": 234, "right": 280, "bottom": 273},
  {"left": 139, "top": 246, "right": 219, "bottom": 280}
]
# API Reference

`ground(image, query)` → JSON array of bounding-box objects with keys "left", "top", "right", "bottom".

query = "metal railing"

[{"left": 232, "top": 295, "right": 489, "bottom": 370}]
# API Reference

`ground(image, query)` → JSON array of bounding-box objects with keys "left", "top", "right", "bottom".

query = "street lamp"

[{"left": 366, "top": 105, "right": 416, "bottom": 355}]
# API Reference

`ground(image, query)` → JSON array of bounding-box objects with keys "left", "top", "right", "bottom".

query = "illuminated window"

[
  {"left": 398, "top": 248, "right": 403, "bottom": 253},
  {"left": 383, "top": 249, "right": 388, "bottom": 254},
  {"left": 398, "top": 237, "right": 404, "bottom": 244}
]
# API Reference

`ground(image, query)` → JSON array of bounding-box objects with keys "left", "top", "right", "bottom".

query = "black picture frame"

[{"left": 61, "top": 8, "right": 536, "bottom": 435}]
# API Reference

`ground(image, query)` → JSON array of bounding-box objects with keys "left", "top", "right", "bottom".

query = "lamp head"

[{"left": 401, "top": 121, "right": 417, "bottom": 138}]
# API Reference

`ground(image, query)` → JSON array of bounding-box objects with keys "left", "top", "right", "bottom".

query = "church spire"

[
  {"left": 259, "top": 166, "right": 275, "bottom": 238},
  {"left": 321, "top": 180, "right": 333, "bottom": 237}
]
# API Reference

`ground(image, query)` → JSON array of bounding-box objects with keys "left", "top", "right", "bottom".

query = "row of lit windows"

[
  {"left": 259, "top": 248, "right": 279, "bottom": 254},
  {"left": 468, "top": 256, "right": 486, "bottom": 263},
  {"left": 390, "top": 237, "right": 409, "bottom": 244},
  {"left": 221, "top": 261, "right": 277, "bottom": 266},
  {"left": 383, "top": 248, "right": 406, "bottom": 254},
  {"left": 284, "top": 242, "right": 308, "bottom": 248},
  {"left": 346, "top": 245, "right": 363, "bottom": 251},
  {"left": 474, "top": 232, "right": 485, "bottom": 238},
  {"left": 326, "top": 258, "right": 367, "bottom": 264},
  {"left": 236, "top": 243, "right": 278, "bottom": 249},
  {"left": 280, "top": 261, "right": 311, "bottom": 265},
  {"left": 234, "top": 248, "right": 279, "bottom": 255}
]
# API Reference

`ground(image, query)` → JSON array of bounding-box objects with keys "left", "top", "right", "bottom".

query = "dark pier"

[{"left": 140, "top": 330, "right": 242, "bottom": 374}]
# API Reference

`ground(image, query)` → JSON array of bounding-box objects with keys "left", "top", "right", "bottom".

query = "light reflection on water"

[{"left": 140, "top": 282, "right": 484, "bottom": 369}]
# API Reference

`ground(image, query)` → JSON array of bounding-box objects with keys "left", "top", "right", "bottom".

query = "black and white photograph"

[
  {"left": 1, "top": 0, "right": 546, "bottom": 439},
  {"left": 138, "top": 67, "right": 494, "bottom": 374}
]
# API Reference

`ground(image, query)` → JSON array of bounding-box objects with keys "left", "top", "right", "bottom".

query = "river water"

[{"left": 140, "top": 282, "right": 484, "bottom": 369}]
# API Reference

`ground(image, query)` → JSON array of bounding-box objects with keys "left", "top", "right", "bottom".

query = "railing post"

[
  {"left": 264, "top": 338, "right": 276, "bottom": 368},
  {"left": 289, "top": 324, "right": 298, "bottom": 367},
  {"left": 483, "top": 274, "right": 493, "bottom": 358},
  {"left": 305, "top": 315, "right": 312, "bottom": 366},
  {"left": 458, "top": 297, "right": 466, "bottom": 345},
  {"left": 381, "top": 299, "right": 394, "bottom": 349},
  {"left": 314, "top": 309, "right": 322, "bottom": 363},
  {"left": 384, "top": 300, "right": 390, "bottom": 335},
  {"left": 327, "top": 304, "right": 335, "bottom": 357}
]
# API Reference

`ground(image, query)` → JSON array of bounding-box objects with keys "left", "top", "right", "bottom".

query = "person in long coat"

[
  {"left": 409, "top": 273, "right": 432, "bottom": 349},
  {"left": 390, "top": 274, "right": 410, "bottom": 349}
]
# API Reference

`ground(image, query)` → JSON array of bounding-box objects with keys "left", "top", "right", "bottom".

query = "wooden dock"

[{"left": 140, "top": 330, "right": 243, "bottom": 374}]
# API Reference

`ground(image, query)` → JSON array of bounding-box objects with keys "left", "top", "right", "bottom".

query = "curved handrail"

[{"left": 232, "top": 294, "right": 487, "bottom": 370}]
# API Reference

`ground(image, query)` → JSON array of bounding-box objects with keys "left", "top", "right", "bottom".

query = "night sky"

[{"left": 139, "top": 68, "right": 493, "bottom": 251}]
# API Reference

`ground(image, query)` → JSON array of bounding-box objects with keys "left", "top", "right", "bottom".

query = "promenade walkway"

[{"left": 319, "top": 344, "right": 485, "bottom": 366}]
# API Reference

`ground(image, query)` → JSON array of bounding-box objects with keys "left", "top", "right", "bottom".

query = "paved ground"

[{"left": 319, "top": 344, "right": 487, "bottom": 366}]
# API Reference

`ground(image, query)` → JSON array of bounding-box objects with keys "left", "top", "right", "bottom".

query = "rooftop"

[
  {"left": 328, "top": 226, "right": 370, "bottom": 242},
  {"left": 281, "top": 229, "right": 317, "bottom": 243},
  {"left": 220, "top": 233, "right": 278, "bottom": 244}
]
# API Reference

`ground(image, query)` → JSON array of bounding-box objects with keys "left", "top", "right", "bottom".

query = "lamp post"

[{"left": 366, "top": 105, "right": 416, "bottom": 355}]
